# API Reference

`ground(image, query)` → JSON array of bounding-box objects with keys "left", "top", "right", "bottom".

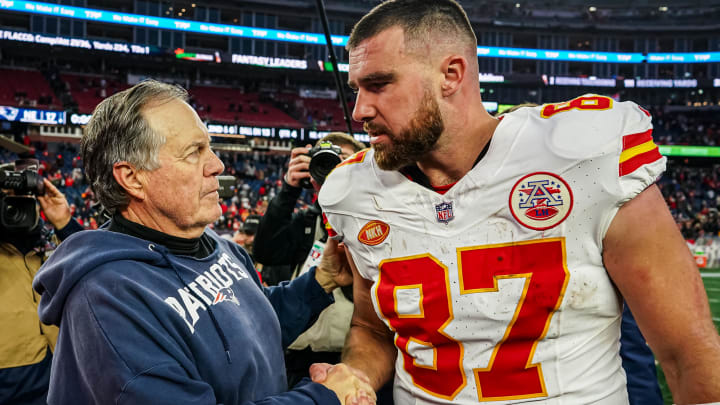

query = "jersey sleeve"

[
  {"left": 318, "top": 149, "right": 370, "bottom": 242},
  {"left": 594, "top": 99, "right": 666, "bottom": 240},
  {"left": 532, "top": 95, "right": 666, "bottom": 243},
  {"left": 540, "top": 95, "right": 665, "bottom": 202},
  {"left": 321, "top": 213, "right": 339, "bottom": 240},
  {"left": 614, "top": 102, "right": 666, "bottom": 203}
]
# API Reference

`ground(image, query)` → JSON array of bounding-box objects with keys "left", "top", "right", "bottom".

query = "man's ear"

[
  {"left": 113, "top": 162, "right": 146, "bottom": 201},
  {"left": 440, "top": 54, "right": 467, "bottom": 97}
]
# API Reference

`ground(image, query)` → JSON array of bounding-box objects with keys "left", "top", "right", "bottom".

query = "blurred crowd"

[
  {"left": 651, "top": 108, "right": 720, "bottom": 147},
  {"left": 1, "top": 143, "right": 314, "bottom": 235},
  {"left": 2, "top": 106, "right": 720, "bottom": 242},
  {"left": 658, "top": 162, "right": 720, "bottom": 242}
]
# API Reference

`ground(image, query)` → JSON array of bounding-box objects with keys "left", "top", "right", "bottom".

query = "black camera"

[
  {"left": 0, "top": 169, "right": 45, "bottom": 233},
  {"left": 299, "top": 141, "right": 343, "bottom": 189},
  {"left": 217, "top": 175, "right": 237, "bottom": 199}
]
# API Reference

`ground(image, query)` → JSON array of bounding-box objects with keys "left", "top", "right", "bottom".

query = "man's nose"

[
  {"left": 352, "top": 91, "right": 376, "bottom": 123},
  {"left": 206, "top": 150, "right": 225, "bottom": 176}
]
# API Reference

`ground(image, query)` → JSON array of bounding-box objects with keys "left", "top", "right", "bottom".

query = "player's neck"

[{"left": 416, "top": 115, "right": 499, "bottom": 187}]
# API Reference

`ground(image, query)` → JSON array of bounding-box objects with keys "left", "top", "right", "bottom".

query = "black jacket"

[{"left": 254, "top": 179, "right": 323, "bottom": 285}]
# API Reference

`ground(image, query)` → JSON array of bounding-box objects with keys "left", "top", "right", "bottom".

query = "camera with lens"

[
  {"left": 0, "top": 164, "right": 45, "bottom": 234},
  {"left": 299, "top": 141, "right": 343, "bottom": 189}
]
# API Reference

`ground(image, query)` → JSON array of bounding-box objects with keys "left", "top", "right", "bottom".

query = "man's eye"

[{"left": 369, "top": 83, "right": 387, "bottom": 92}]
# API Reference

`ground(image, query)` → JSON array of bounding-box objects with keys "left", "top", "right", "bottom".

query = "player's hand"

[
  {"left": 37, "top": 178, "right": 71, "bottom": 230},
  {"left": 315, "top": 239, "right": 353, "bottom": 293},
  {"left": 284, "top": 144, "right": 312, "bottom": 188},
  {"left": 310, "top": 363, "right": 376, "bottom": 405}
]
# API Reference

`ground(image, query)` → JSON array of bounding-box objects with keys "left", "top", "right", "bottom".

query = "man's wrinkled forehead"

[{"left": 348, "top": 27, "right": 406, "bottom": 84}]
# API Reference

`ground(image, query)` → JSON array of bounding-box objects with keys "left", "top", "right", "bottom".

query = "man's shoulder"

[
  {"left": 509, "top": 94, "right": 653, "bottom": 162},
  {"left": 319, "top": 148, "right": 376, "bottom": 209}
]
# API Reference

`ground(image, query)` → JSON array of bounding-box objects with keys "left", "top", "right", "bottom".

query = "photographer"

[
  {"left": 253, "top": 133, "right": 365, "bottom": 387},
  {"left": 254, "top": 133, "right": 365, "bottom": 284},
  {"left": 0, "top": 158, "right": 82, "bottom": 405}
]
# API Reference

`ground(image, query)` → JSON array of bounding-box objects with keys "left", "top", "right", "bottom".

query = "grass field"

[{"left": 657, "top": 269, "right": 720, "bottom": 404}]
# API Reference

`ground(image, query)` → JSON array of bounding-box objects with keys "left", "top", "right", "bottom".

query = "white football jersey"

[{"left": 319, "top": 95, "right": 666, "bottom": 405}]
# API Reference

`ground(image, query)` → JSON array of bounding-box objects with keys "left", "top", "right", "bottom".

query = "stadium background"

[{"left": 1, "top": 0, "right": 720, "bottom": 402}]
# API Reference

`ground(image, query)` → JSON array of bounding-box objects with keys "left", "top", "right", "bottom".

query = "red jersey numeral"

[
  {"left": 376, "top": 239, "right": 569, "bottom": 402},
  {"left": 540, "top": 95, "right": 613, "bottom": 118},
  {"left": 376, "top": 255, "right": 465, "bottom": 399}
]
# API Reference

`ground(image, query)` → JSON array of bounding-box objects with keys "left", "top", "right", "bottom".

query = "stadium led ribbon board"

[
  {"left": 0, "top": 28, "right": 158, "bottom": 55},
  {"left": 658, "top": 145, "right": 720, "bottom": 158},
  {"left": 0, "top": 0, "right": 345, "bottom": 46},
  {"left": 3, "top": 0, "right": 720, "bottom": 63},
  {"left": 0, "top": 105, "right": 65, "bottom": 124}
]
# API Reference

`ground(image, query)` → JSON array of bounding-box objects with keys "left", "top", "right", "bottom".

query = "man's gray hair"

[{"left": 81, "top": 79, "right": 188, "bottom": 214}]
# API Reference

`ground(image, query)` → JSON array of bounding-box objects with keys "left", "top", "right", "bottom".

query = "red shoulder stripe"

[
  {"left": 622, "top": 129, "right": 653, "bottom": 151},
  {"left": 322, "top": 213, "right": 338, "bottom": 237},
  {"left": 619, "top": 147, "right": 662, "bottom": 177},
  {"left": 637, "top": 105, "right": 651, "bottom": 117}
]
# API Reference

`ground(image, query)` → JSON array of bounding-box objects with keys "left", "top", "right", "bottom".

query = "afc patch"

[
  {"left": 509, "top": 172, "right": 573, "bottom": 231},
  {"left": 435, "top": 201, "right": 454, "bottom": 224}
]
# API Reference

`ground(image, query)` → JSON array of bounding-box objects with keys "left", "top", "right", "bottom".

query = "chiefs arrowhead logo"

[{"left": 358, "top": 220, "right": 390, "bottom": 246}]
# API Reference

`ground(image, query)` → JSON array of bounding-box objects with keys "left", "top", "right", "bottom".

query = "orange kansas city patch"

[{"left": 357, "top": 220, "right": 390, "bottom": 246}]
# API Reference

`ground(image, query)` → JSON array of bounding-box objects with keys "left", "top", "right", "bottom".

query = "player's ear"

[
  {"left": 113, "top": 161, "right": 146, "bottom": 201},
  {"left": 440, "top": 54, "right": 467, "bottom": 97}
]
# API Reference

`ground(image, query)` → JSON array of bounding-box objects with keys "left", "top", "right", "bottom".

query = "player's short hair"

[
  {"left": 82, "top": 79, "right": 187, "bottom": 213},
  {"left": 347, "top": 0, "right": 477, "bottom": 57},
  {"left": 319, "top": 132, "right": 366, "bottom": 153}
]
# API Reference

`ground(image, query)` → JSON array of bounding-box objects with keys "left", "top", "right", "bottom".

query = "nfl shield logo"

[{"left": 435, "top": 202, "right": 454, "bottom": 224}]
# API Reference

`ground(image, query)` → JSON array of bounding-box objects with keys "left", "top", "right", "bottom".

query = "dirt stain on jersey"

[{"left": 567, "top": 281, "right": 599, "bottom": 309}]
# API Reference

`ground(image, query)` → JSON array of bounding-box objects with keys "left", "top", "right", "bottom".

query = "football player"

[{"left": 313, "top": 0, "right": 720, "bottom": 404}]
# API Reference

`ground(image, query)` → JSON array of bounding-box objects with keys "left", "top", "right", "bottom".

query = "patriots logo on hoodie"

[{"left": 213, "top": 287, "right": 240, "bottom": 306}]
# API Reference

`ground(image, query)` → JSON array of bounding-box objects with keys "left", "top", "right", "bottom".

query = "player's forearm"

[
  {"left": 342, "top": 325, "right": 397, "bottom": 391},
  {"left": 661, "top": 340, "right": 720, "bottom": 404}
]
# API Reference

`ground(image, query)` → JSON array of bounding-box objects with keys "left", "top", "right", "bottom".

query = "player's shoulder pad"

[
  {"left": 533, "top": 94, "right": 652, "bottom": 160},
  {"left": 319, "top": 148, "right": 372, "bottom": 208}
]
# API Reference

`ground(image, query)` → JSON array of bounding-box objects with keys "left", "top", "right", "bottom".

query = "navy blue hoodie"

[{"left": 33, "top": 228, "right": 339, "bottom": 405}]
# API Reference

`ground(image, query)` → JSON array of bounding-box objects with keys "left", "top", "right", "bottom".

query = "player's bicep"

[
  {"left": 345, "top": 248, "right": 393, "bottom": 340},
  {"left": 603, "top": 184, "right": 716, "bottom": 360}
]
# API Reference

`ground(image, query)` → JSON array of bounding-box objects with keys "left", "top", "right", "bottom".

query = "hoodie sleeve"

[
  {"left": 230, "top": 242, "right": 334, "bottom": 348},
  {"left": 118, "top": 367, "right": 339, "bottom": 405},
  {"left": 263, "top": 267, "right": 335, "bottom": 348}
]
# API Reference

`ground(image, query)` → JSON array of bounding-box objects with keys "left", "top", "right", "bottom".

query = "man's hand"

[
  {"left": 37, "top": 178, "right": 71, "bottom": 230},
  {"left": 315, "top": 238, "right": 353, "bottom": 293},
  {"left": 284, "top": 144, "right": 312, "bottom": 188},
  {"left": 310, "top": 363, "right": 376, "bottom": 405}
]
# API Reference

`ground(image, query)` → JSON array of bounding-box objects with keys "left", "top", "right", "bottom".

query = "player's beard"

[{"left": 366, "top": 89, "right": 444, "bottom": 171}]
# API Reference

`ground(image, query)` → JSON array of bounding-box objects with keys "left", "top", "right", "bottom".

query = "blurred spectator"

[{"left": 0, "top": 161, "right": 83, "bottom": 405}]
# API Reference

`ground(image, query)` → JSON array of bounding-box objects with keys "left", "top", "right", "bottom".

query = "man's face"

[
  {"left": 139, "top": 98, "right": 225, "bottom": 238},
  {"left": 349, "top": 26, "right": 445, "bottom": 170}
]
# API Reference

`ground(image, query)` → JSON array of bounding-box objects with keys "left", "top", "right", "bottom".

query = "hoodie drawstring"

[{"left": 152, "top": 245, "right": 232, "bottom": 364}]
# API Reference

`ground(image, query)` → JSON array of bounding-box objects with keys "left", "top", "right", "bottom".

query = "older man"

[{"left": 33, "top": 80, "right": 374, "bottom": 405}]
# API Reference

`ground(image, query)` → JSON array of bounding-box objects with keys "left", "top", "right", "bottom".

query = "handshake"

[{"left": 310, "top": 363, "right": 377, "bottom": 405}]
